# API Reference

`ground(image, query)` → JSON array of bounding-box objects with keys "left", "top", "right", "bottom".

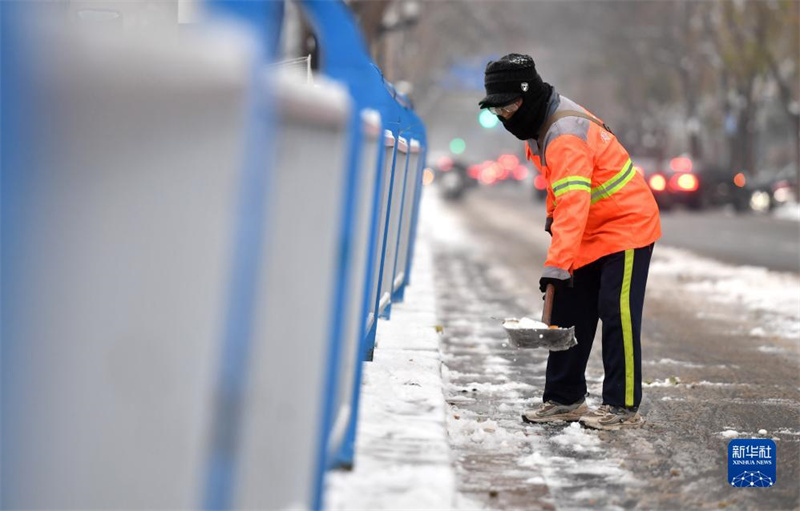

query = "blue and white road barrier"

[{"left": 0, "top": 1, "right": 427, "bottom": 509}]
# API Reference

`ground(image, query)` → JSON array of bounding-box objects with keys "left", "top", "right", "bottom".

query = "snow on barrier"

[{"left": 1, "top": 1, "right": 428, "bottom": 509}]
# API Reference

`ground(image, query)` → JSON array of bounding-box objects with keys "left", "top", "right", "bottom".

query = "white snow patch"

[
  {"left": 758, "top": 429, "right": 768, "bottom": 435},
  {"left": 649, "top": 246, "right": 800, "bottom": 341},
  {"left": 775, "top": 428, "right": 800, "bottom": 436},
  {"left": 773, "top": 202, "right": 800, "bottom": 222},
  {"left": 644, "top": 358, "right": 733, "bottom": 370},
  {"left": 524, "top": 476, "right": 547, "bottom": 485},
  {"left": 758, "top": 345, "right": 790, "bottom": 355},
  {"left": 692, "top": 380, "right": 752, "bottom": 388},
  {"left": 519, "top": 448, "right": 639, "bottom": 493},
  {"left": 454, "top": 493, "right": 486, "bottom": 510},
  {"left": 645, "top": 357, "right": 704, "bottom": 368},
  {"left": 720, "top": 430, "right": 740, "bottom": 438},
  {"left": 325, "top": 234, "right": 456, "bottom": 510},
  {"left": 448, "top": 416, "right": 528, "bottom": 448},
  {"left": 644, "top": 377, "right": 682, "bottom": 387},
  {"left": 550, "top": 422, "right": 601, "bottom": 453},
  {"left": 645, "top": 378, "right": 752, "bottom": 389},
  {"left": 420, "top": 191, "right": 472, "bottom": 248},
  {"left": 454, "top": 380, "right": 537, "bottom": 396}
]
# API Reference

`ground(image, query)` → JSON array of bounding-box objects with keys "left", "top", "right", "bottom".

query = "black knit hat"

[{"left": 478, "top": 53, "right": 544, "bottom": 108}]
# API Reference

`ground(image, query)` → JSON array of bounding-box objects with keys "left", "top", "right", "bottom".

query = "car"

[
  {"left": 644, "top": 156, "right": 750, "bottom": 212},
  {"left": 467, "top": 153, "right": 530, "bottom": 187},
  {"left": 746, "top": 163, "right": 798, "bottom": 213},
  {"left": 433, "top": 155, "right": 475, "bottom": 201}
]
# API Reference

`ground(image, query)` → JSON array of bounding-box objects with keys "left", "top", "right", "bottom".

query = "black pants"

[{"left": 543, "top": 244, "right": 653, "bottom": 409}]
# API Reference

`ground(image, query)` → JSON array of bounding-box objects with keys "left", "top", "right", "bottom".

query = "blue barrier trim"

[
  {"left": 0, "top": 5, "right": 30, "bottom": 504},
  {"left": 202, "top": 2, "right": 282, "bottom": 509}
]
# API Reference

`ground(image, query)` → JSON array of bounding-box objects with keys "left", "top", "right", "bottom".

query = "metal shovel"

[{"left": 502, "top": 284, "right": 577, "bottom": 351}]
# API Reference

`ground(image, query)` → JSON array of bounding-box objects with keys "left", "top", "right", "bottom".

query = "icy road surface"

[{"left": 430, "top": 187, "right": 799, "bottom": 510}]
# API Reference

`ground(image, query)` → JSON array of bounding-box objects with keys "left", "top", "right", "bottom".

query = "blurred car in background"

[
  {"left": 467, "top": 153, "right": 530, "bottom": 187},
  {"left": 434, "top": 155, "right": 475, "bottom": 201},
  {"left": 746, "top": 163, "right": 798, "bottom": 213},
  {"left": 644, "top": 156, "right": 750, "bottom": 212}
]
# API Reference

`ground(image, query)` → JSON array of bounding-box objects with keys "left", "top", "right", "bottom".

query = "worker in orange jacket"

[{"left": 479, "top": 53, "right": 661, "bottom": 430}]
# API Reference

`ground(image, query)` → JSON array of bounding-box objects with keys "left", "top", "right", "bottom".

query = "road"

[
  {"left": 658, "top": 208, "right": 800, "bottom": 274},
  {"left": 528, "top": 186, "right": 799, "bottom": 272},
  {"left": 425, "top": 185, "right": 800, "bottom": 510}
]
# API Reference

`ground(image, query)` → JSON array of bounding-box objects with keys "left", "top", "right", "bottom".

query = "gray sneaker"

[
  {"left": 579, "top": 404, "right": 645, "bottom": 430},
  {"left": 522, "top": 399, "right": 588, "bottom": 423}
]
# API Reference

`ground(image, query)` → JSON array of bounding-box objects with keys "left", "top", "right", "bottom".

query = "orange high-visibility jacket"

[{"left": 526, "top": 95, "right": 661, "bottom": 279}]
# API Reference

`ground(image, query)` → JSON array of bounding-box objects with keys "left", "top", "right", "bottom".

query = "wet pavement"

[{"left": 428, "top": 187, "right": 800, "bottom": 510}]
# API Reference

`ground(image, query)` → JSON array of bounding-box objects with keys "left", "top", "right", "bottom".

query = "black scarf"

[{"left": 499, "top": 83, "right": 554, "bottom": 141}]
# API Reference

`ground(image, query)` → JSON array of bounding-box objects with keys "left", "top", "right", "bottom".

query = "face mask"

[{"left": 500, "top": 82, "right": 553, "bottom": 141}]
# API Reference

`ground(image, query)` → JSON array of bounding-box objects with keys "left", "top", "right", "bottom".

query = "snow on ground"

[
  {"left": 324, "top": 233, "right": 457, "bottom": 510},
  {"left": 327, "top": 190, "right": 800, "bottom": 510},
  {"left": 773, "top": 202, "right": 800, "bottom": 222},
  {"left": 424, "top": 191, "right": 645, "bottom": 510},
  {"left": 649, "top": 246, "right": 800, "bottom": 342},
  {"left": 642, "top": 357, "right": 733, "bottom": 369}
]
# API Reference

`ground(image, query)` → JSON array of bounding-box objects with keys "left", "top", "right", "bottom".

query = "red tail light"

[
  {"left": 513, "top": 165, "right": 529, "bottom": 181},
  {"left": 479, "top": 166, "right": 498, "bottom": 185},
  {"left": 648, "top": 174, "right": 667, "bottom": 192},
  {"left": 670, "top": 173, "right": 698, "bottom": 192},
  {"left": 534, "top": 175, "right": 547, "bottom": 190},
  {"left": 498, "top": 153, "right": 520, "bottom": 170}
]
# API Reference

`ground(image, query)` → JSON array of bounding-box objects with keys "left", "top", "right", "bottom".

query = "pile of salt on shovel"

[{"left": 502, "top": 317, "right": 577, "bottom": 351}]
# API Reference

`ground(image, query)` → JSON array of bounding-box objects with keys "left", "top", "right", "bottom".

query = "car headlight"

[{"left": 750, "top": 190, "right": 771, "bottom": 212}]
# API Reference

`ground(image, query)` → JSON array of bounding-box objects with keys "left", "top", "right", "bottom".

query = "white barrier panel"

[
  {"left": 367, "top": 131, "right": 396, "bottom": 331},
  {"left": 378, "top": 136, "right": 409, "bottom": 314},
  {"left": 328, "top": 110, "right": 382, "bottom": 458},
  {"left": 1, "top": 29, "right": 254, "bottom": 508},
  {"left": 393, "top": 138, "right": 422, "bottom": 293},
  {"left": 233, "top": 73, "right": 351, "bottom": 509}
]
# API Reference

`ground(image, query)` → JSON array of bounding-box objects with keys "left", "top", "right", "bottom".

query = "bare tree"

[{"left": 761, "top": 0, "right": 800, "bottom": 191}]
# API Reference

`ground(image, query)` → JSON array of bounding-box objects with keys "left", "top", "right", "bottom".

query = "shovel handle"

[{"left": 542, "top": 284, "right": 555, "bottom": 326}]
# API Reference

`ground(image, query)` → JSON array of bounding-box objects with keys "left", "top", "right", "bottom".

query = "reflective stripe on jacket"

[{"left": 526, "top": 95, "right": 661, "bottom": 275}]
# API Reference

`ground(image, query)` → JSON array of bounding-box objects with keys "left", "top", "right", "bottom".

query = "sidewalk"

[{"left": 325, "top": 217, "right": 458, "bottom": 510}]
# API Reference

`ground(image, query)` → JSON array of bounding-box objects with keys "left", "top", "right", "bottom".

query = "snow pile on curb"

[{"left": 324, "top": 235, "right": 456, "bottom": 510}]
